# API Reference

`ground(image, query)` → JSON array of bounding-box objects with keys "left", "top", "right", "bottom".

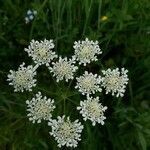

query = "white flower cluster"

[
  {"left": 7, "top": 63, "right": 37, "bottom": 92},
  {"left": 25, "top": 9, "right": 37, "bottom": 24},
  {"left": 75, "top": 71, "right": 102, "bottom": 96},
  {"left": 77, "top": 96, "right": 107, "bottom": 126},
  {"left": 101, "top": 68, "right": 129, "bottom": 97},
  {"left": 49, "top": 56, "right": 78, "bottom": 82},
  {"left": 26, "top": 92, "right": 55, "bottom": 123},
  {"left": 7, "top": 37, "right": 129, "bottom": 148},
  {"left": 25, "top": 39, "right": 57, "bottom": 66},
  {"left": 48, "top": 116, "right": 83, "bottom": 148},
  {"left": 73, "top": 38, "right": 102, "bottom": 66}
]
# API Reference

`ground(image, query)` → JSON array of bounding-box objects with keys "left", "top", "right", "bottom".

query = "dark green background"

[{"left": 0, "top": 0, "right": 150, "bottom": 149}]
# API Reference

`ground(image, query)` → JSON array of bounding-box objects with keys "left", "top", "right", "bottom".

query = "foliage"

[{"left": 0, "top": 0, "right": 150, "bottom": 149}]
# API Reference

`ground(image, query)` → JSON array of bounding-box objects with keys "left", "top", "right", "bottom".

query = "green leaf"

[{"left": 138, "top": 131, "right": 147, "bottom": 150}]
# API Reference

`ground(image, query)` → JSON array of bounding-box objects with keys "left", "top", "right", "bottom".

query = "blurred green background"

[{"left": 0, "top": 0, "right": 150, "bottom": 149}]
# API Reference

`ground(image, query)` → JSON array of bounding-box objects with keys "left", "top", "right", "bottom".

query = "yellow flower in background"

[{"left": 101, "top": 16, "right": 108, "bottom": 21}]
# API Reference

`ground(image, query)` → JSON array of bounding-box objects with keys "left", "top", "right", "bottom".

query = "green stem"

[
  {"left": 29, "top": 0, "right": 48, "bottom": 41},
  {"left": 129, "top": 80, "right": 134, "bottom": 106},
  {"left": 66, "top": 98, "right": 78, "bottom": 106},
  {"left": 97, "top": 0, "right": 102, "bottom": 30},
  {"left": 82, "top": 0, "right": 93, "bottom": 36},
  {"left": 64, "top": 98, "right": 66, "bottom": 114}
]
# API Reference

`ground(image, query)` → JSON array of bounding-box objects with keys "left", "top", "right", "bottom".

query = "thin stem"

[
  {"left": 33, "top": 64, "right": 39, "bottom": 71},
  {"left": 29, "top": 0, "right": 48, "bottom": 41},
  {"left": 116, "top": 97, "right": 122, "bottom": 107},
  {"left": 97, "top": 0, "right": 102, "bottom": 30},
  {"left": 66, "top": 98, "right": 78, "bottom": 106},
  {"left": 35, "top": 87, "right": 57, "bottom": 96},
  {"left": 64, "top": 98, "right": 66, "bottom": 114},
  {"left": 66, "top": 79, "right": 73, "bottom": 95},
  {"left": 82, "top": 0, "right": 93, "bottom": 36},
  {"left": 65, "top": 63, "right": 80, "bottom": 95},
  {"left": 50, "top": 73, "right": 59, "bottom": 89},
  {"left": 129, "top": 80, "right": 134, "bottom": 106},
  {"left": 67, "top": 92, "right": 79, "bottom": 98}
]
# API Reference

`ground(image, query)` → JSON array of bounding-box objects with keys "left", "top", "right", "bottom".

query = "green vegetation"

[{"left": 0, "top": 0, "right": 150, "bottom": 149}]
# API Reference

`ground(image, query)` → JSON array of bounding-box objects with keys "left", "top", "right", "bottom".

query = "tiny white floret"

[
  {"left": 77, "top": 96, "right": 107, "bottom": 126},
  {"left": 49, "top": 56, "right": 78, "bottom": 82},
  {"left": 24, "top": 39, "right": 57, "bottom": 66},
  {"left": 73, "top": 38, "right": 102, "bottom": 66},
  {"left": 48, "top": 115, "right": 83, "bottom": 148},
  {"left": 75, "top": 71, "right": 102, "bottom": 95},
  {"left": 101, "top": 68, "right": 129, "bottom": 97},
  {"left": 7, "top": 63, "right": 37, "bottom": 92},
  {"left": 26, "top": 91, "right": 55, "bottom": 123}
]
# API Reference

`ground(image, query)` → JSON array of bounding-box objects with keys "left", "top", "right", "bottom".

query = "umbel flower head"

[
  {"left": 26, "top": 92, "right": 55, "bottom": 123},
  {"left": 77, "top": 96, "right": 107, "bottom": 126},
  {"left": 75, "top": 71, "right": 102, "bottom": 95},
  {"left": 7, "top": 63, "right": 37, "bottom": 92},
  {"left": 101, "top": 68, "right": 129, "bottom": 97},
  {"left": 48, "top": 115, "right": 84, "bottom": 148},
  {"left": 24, "top": 39, "right": 57, "bottom": 66},
  {"left": 73, "top": 38, "right": 102, "bottom": 66},
  {"left": 49, "top": 56, "right": 78, "bottom": 82}
]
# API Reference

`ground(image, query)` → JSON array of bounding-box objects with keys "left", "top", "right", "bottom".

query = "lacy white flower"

[
  {"left": 24, "top": 39, "right": 57, "bottom": 66},
  {"left": 73, "top": 38, "right": 102, "bottom": 66},
  {"left": 26, "top": 92, "right": 55, "bottom": 123},
  {"left": 48, "top": 116, "right": 83, "bottom": 148},
  {"left": 101, "top": 68, "right": 129, "bottom": 97},
  {"left": 75, "top": 71, "right": 102, "bottom": 95},
  {"left": 7, "top": 63, "right": 37, "bottom": 92},
  {"left": 49, "top": 56, "right": 78, "bottom": 82},
  {"left": 77, "top": 96, "right": 107, "bottom": 126}
]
